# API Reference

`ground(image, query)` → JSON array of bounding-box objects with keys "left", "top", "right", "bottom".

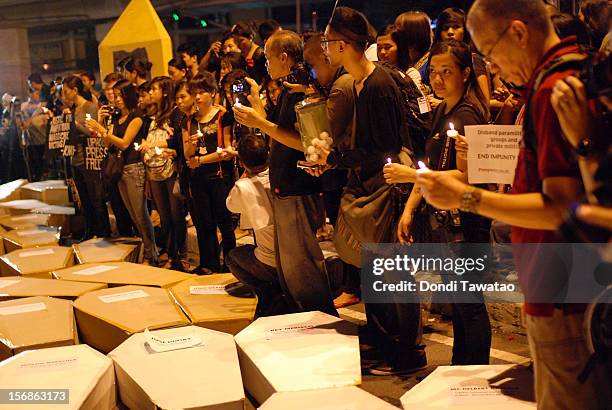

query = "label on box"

[
  {"left": 73, "top": 265, "right": 118, "bottom": 276},
  {"left": 99, "top": 289, "right": 149, "bottom": 303},
  {"left": 0, "top": 302, "right": 46, "bottom": 316},
  {"left": 15, "top": 229, "right": 45, "bottom": 237},
  {"left": 189, "top": 285, "right": 228, "bottom": 295},
  {"left": 10, "top": 214, "right": 40, "bottom": 221},
  {"left": 19, "top": 248, "right": 55, "bottom": 258},
  {"left": 264, "top": 321, "right": 337, "bottom": 340},
  {"left": 144, "top": 328, "right": 203, "bottom": 353},
  {"left": 19, "top": 357, "right": 78, "bottom": 373},
  {"left": 0, "top": 279, "right": 20, "bottom": 289}
]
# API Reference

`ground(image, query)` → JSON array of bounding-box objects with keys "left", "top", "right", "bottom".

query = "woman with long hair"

[
  {"left": 86, "top": 79, "right": 159, "bottom": 265},
  {"left": 389, "top": 40, "right": 492, "bottom": 365},
  {"left": 376, "top": 24, "right": 399, "bottom": 67},
  {"left": 123, "top": 58, "right": 152, "bottom": 87},
  {"left": 139, "top": 76, "right": 187, "bottom": 270},
  {"left": 433, "top": 7, "right": 491, "bottom": 101},
  {"left": 182, "top": 72, "right": 237, "bottom": 274},
  {"left": 62, "top": 74, "right": 110, "bottom": 238},
  {"left": 393, "top": 11, "right": 433, "bottom": 90},
  {"left": 230, "top": 22, "right": 267, "bottom": 84}
]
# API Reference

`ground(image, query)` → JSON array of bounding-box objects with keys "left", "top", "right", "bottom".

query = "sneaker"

[{"left": 367, "top": 354, "right": 427, "bottom": 376}]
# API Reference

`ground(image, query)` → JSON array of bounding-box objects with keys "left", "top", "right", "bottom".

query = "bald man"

[{"left": 415, "top": 1, "right": 611, "bottom": 408}]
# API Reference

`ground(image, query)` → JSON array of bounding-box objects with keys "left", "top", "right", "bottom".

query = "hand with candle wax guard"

[{"left": 416, "top": 169, "right": 469, "bottom": 210}]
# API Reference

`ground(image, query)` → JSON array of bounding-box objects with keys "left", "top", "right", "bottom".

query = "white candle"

[
  {"left": 216, "top": 147, "right": 223, "bottom": 154},
  {"left": 196, "top": 129, "right": 203, "bottom": 137},
  {"left": 417, "top": 160, "right": 430, "bottom": 174},
  {"left": 386, "top": 157, "right": 392, "bottom": 165},
  {"left": 447, "top": 122, "right": 458, "bottom": 139},
  {"left": 154, "top": 146, "right": 162, "bottom": 155},
  {"left": 134, "top": 142, "right": 140, "bottom": 150},
  {"left": 85, "top": 113, "right": 91, "bottom": 121}
]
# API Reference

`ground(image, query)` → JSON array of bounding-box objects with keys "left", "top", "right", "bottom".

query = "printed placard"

[
  {"left": 99, "top": 289, "right": 149, "bottom": 303},
  {"left": 465, "top": 125, "right": 521, "bottom": 184},
  {"left": 19, "top": 248, "right": 55, "bottom": 258},
  {"left": 72, "top": 265, "right": 118, "bottom": 276},
  {"left": 48, "top": 114, "right": 71, "bottom": 151},
  {"left": 85, "top": 137, "right": 108, "bottom": 171},
  {"left": 0, "top": 302, "right": 46, "bottom": 316},
  {"left": 144, "top": 328, "right": 203, "bottom": 353},
  {"left": 189, "top": 285, "right": 229, "bottom": 295}
]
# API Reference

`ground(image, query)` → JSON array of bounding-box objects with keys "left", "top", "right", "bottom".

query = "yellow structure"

[{"left": 98, "top": 0, "right": 172, "bottom": 80}]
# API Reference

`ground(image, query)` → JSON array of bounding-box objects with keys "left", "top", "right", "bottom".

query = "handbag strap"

[{"left": 216, "top": 109, "right": 225, "bottom": 177}]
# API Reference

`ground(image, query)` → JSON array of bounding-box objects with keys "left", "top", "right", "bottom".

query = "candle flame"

[
  {"left": 387, "top": 157, "right": 392, "bottom": 164},
  {"left": 418, "top": 160, "right": 428, "bottom": 170},
  {"left": 449, "top": 122, "right": 455, "bottom": 131}
]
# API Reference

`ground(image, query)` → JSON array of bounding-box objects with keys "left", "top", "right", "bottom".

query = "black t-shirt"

[
  {"left": 268, "top": 89, "right": 321, "bottom": 197},
  {"left": 183, "top": 109, "right": 234, "bottom": 179},
  {"left": 333, "top": 66, "right": 404, "bottom": 182},
  {"left": 113, "top": 111, "right": 146, "bottom": 165}
]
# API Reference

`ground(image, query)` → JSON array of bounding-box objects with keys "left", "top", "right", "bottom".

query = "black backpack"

[{"left": 376, "top": 62, "right": 432, "bottom": 159}]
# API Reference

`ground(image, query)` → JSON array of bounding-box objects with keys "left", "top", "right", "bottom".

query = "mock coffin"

[
  {"left": 73, "top": 285, "right": 190, "bottom": 353},
  {"left": 0, "top": 296, "right": 77, "bottom": 361},
  {"left": 0, "top": 246, "right": 74, "bottom": 278},
  {"left": 109, "top": 326, "right": 245, "bottom": 410},
  {"left": 20, "top": 180, "right": 69, "bottom": 206},
  {"left": 234, "top": 311, "right": 361, "bottom": 404},
  {"left": 0, "top": 344, "right": 116, "bottom": 409},
  {"left": 260, "top": 386, "right": 398, "bottom": 409},
  {"left": 400, "top": 364, "right": 536, "bottom": 410},
  {"left": 73, "top": 237, "right": 141, "bottom": 264},
  {"left": 0, "top": 276, "right": 105, "bottom": 301},
  {"left": 0, "top": 213, "right": 50, "bottom": 231},
  {"left": 2, "top": 226, "right": 59, "bottom": 252},
  {"left": 170, "top": 273, "right": 256, "bottom": 335}
]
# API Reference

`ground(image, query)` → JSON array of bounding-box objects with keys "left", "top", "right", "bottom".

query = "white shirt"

[{"left": 226, "top": 169, "right": 276, "bottom": 267}]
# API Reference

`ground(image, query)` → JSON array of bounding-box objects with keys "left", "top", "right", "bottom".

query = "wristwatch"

[
  {"left": 459, "top": 186, "right": 482, "bottom": 213},
  {"left": 574, "top": 138, "right": 594, "bottom": 158}
]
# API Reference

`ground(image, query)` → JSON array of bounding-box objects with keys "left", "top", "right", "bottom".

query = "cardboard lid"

[
  {"left": 261, "top": 387, "right": 398, "bottom": 409},
  {"left": 21, "top": 180, "right": 67, "bottom": 193},
  {"left": 73, "top": 238, "right": 138, "bottom": 263},
  {"left": 0, "top": 296, "right": 75, "bottom": 358},
  {"left": 53, "top": 262, "right": 190, "bottom": 288},
  {"left": 33, "top": 205, "right": 76, "bottom": 215},
  {"left": 170, "top": 274, "right": 256, "bottom": 326},
  {"left": 3, "top": 226, "right": 59, "bottom": 248},
  {"left": 0, "top": 179, "right": 27, "bottom": 202},
  {"left": 0, "top": 199, "right": 48, "bottom": 211},
  {"left": 0, "top": 246, "right": 74, "bottom": 276},
  {"left": 0, "top": 344, "right": 116, "bottom": 409},
  {"left": 235, "top": 311, "right": 361, "bottom": 396},
  {"left": 0, "top": 276, "right": 106, "bottom": 299},
  {"left": 74, "top": 285, "right": 189, "bottom": 333},
  {"left": 109, "top": 326, "right": 244, "bottom": 409},
  {"left": 0, "top": 213, "right": 50, "bottom": 230},
  {"left": 399, "top": 365, "right": 536, "bottom": 409}
]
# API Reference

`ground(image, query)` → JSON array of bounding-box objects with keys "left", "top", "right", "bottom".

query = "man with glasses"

[{"left": 416, "top": 0, "right": 610, "bottom": 408}]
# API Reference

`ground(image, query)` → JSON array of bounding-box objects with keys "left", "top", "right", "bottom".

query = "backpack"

[{"left": 376, "top": 62, "right": 432, "bottom": 159}]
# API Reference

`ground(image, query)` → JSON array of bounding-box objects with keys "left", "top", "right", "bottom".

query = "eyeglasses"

[
  {"left": 482, "top": 23, "right": 513, "bottom": 61},
  {"left": 320, "top": 37, "right": 343, "bottom": 51}
]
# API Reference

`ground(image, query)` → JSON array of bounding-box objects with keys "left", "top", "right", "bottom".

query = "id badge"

[{"left": 418, "top": 96, "right": 431, "bottom": 114}]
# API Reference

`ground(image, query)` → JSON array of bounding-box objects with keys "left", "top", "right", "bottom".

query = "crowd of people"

[{"left": 0, "top": 0, "right": 610, "bottom": 408}]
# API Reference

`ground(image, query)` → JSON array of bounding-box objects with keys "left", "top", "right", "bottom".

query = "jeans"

[
  {"left": 118, "top": 163, "right": 158, "bottom": 262},
  {"left": 189, "top": 175, "right": 236, "bottom": 271},
  {"left": 73, "top": 167, "right": 111, "bottom": 238},
  {"left": 226, "top": 244, "right": 287, "bottom": 318},
  {"left": 272, "top": 194, "right": 337, "bottom": 316},
  {"left": 109, "top": 181, "right": 135, "bottom": 236},
  {"left": 150, "top": 176, "right": 186, "bottom": 260},
  {"left": 526, "top": 310, "right": 612, "bottom": 410}
]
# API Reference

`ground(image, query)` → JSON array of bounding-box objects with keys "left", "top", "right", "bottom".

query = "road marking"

[{"left": 339, "top": 307, "right": 531, "bottom": 365}]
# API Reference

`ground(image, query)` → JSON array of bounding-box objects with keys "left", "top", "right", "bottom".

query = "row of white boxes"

[{"left": 0, "top": 179, "right": 69, "bottom": 209}]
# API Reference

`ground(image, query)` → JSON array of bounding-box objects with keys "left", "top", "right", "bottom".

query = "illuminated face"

[
  {"left": 168, "top": 66, "right": 185, "bottom": 82},
  {"left": 193, "top": 88, "right": 213, "bottom": 110},
  {"left": 441, "top": 22, "right": 465, "bottom": 42},
  {"left": 223, "top": 37, "right": 241, "bottom": 54},
  {"left": 175, "top": 87, "right": 194, "bottom": 113},
  {"left": 267, "top": 81, "right": 282, "bottom": 105},
  {"left": 263, "top": 43, "right": 289, "bottom": 80},
  {"left": 429, "top": 53, "right": 467, "bottom": 100},
  {"left": 377, "top": 35, "right": 398, "bottom": 66},
  {"left": 149, "top": 82, "right": 164, "bottom": 105},
  {"left": 103, "top": 82, "right": 116, "bottom": 104},
  {"left": 61, "top": 85, "right": 77, "bottom": 103}
]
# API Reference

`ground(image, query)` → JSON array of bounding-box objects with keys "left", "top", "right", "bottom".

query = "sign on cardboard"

[{"left": 466, "top": 125, "right": 521, "bottom": 184}]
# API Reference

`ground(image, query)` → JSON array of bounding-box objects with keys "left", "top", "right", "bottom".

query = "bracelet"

[{"left": 459, "top": 186, "right": 482, "bottom": 213}]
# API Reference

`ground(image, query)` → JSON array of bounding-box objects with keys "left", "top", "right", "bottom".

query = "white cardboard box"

[
  {"left": 0, "top": 199, "right": 48, "bottom": 216},
  {"left": 73, "top": 285, "right": 190, "bottom": 353},
  {"left": 261, "top": 386, "right": 398, "bottom": 409},
  {"left": 0, "top": 296, "right": 77, "bottom": 361},
  {"left": 109, "top": 326, "right": 245, "bottom": 410},
  {"left": 400, "top": 364, "right": 536, "bottom": 410},
  {"left": 73, "top": 238, "right": 140, "bottom": 264},
  {"left": 0, "top": 276, "right": 106, "bottom": 301},
  {"left": 0, "top": 344, "right": 116, "bottom": 409},
  {"left": 0, "top": 213, "right": 50, "bottom": 230},
  {"left": 234, "top": 311, "right": 361, "bottom": 404},
  {"left": 0, "top": 179, "right": 27, "bottom": 203},
  {"left": 2, "top": 226, "right": 60, "bottom": 252}
]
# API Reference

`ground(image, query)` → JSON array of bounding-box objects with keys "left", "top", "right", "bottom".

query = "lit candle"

[
  {"left": 417, "top": 160, "right": 430, "bottom": 174},
  {"left": 134, "top": 142, "right": 140, "bottom": 150},
  {"left": 216, "top": 147, "right": 223, "bottom": 155},
  {"left": 85, "top": 113, "right": 91, "bottom": 121},
  {"left": 447, "top": 122, "right": 458, "bottom": 139},
  {"left": 154, "top": 146, "right": 162, "bottom": 155},
  {"left": 386, "top": 157, "right": 392, "bottom": 165},
  {"left": 196, "top": 129, "right": 203, "bottom": 138}
]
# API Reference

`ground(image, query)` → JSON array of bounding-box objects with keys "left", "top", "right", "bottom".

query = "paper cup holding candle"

[{"left": 447, "top": 122, "right": 458, "bottom": 139}]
